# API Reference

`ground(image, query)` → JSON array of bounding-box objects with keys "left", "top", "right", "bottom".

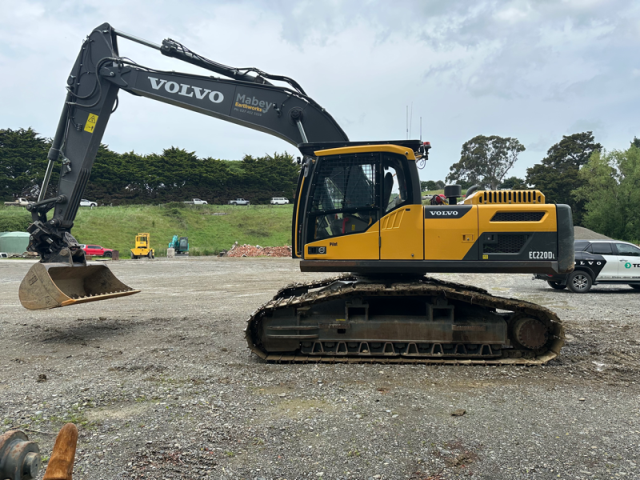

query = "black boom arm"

[{"left": 27, "top": 22, "right": 348, "bottom": 264}]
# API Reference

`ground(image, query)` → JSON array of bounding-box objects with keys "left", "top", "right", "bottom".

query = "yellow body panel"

[
  {"left": 304, "top": 203, "right": 559, "bottom": 262},
  {"left": 424, "top": 207, "right": 478, "bottom": 260},
  {"left": 314, "top": 144, "right": 416, "bottom": 160},
  {"left": 478, "top": 205, "right": 557, "bottom": 233},
  {"left": 305, "top": 223, "right": 380, "bottom": 260},
  {"left": 380, "top": 207, "right": 424, "bottom": 259}
]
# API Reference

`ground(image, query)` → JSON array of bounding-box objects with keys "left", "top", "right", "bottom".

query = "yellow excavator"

[{"left": 19, "top": 23, "right": 573, "bottom": 364}]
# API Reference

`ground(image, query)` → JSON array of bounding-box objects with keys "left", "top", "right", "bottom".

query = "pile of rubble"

[
  {"left": 2, "top": 252, "right": 39, "bottom": 258},
  {"left": 223, "top": 243, "right": 292, "bottom": 257},
  {"left": 574, "top": 226, "right": 612, "bottom": 240}
]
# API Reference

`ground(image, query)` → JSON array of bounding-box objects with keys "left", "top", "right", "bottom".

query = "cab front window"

[{"left": 307, "top": 155, "right": 378, "bottom": 241}]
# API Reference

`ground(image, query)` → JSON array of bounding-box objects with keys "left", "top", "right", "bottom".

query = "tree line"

[
  {"left": 0, "top": 128, "right": 300, "bottom": 205},
  {"left": 3, "top": 127, "right": 639, "bottom": 242}
]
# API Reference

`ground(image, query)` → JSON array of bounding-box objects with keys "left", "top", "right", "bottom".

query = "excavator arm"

[
  {"left": 20, "top": 22, "right": 348, "bottom": 309},
  {"left": 27, "top": 22, "right": 347, "bottom": 264}
]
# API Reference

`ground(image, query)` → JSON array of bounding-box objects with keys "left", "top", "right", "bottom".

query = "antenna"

[
  {"left": 409, "top": 103, "right": 413, "bottom": 139},
  {"left": 406, "top": 105, "right": 408, "bottom": 139},
  {"left": 420, "top": 116, "right": 422, "bottom": 142}
]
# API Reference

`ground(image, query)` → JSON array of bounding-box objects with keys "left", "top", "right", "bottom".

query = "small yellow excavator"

[
  {"left": 130, "top": 233, "right": 154, "bottom": 259},
  {"left": 19, "top": 23, "right": 573, "bottom": 364}
]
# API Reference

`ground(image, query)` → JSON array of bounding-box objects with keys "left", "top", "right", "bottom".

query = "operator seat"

[{"left": 383, "top": 172, "right": 394, "bottom": 211}]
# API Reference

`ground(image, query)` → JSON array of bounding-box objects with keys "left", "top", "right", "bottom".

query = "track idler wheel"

[
  {"left": 0, "top": 430, "right": 40, "bottom": 480},
  {"left": 512, "top": 316, "right": 548, "bottom": 350}
]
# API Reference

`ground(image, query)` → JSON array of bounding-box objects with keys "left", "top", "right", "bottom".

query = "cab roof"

[{"left": 298, "top": 140, "right": 422, "bottom": 157}]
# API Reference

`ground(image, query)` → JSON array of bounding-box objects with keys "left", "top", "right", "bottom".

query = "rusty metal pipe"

[{"left": 43, "top": 423, "right": 78, "bottom": 480}]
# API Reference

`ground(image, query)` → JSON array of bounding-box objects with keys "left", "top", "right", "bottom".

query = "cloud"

[
  {"left": 567, "top": 118, "right": 606, "bottom": 136},
  {"left": 0, "top": 0, "right": 638, "bottom": 184}
]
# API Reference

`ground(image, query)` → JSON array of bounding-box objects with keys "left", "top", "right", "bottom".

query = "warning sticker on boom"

[{"left": 84, "top": 114, "right": 99, "bottom": 133}]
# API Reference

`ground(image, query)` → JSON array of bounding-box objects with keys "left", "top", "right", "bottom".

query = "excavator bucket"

[{"left": 19, "top": 263, "right": 140, "bottom": 310}]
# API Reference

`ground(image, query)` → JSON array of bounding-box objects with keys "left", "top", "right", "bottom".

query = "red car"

[{"left": 81, "top": 244, "right": 113, "bottom": 257}]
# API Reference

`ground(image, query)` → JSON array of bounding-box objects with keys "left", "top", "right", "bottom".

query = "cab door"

[
  {"left": 379, "top": 153, "right": 423, "bottom": 260},
  {"left": 302, "top": 153, "right": 381, "bottom": 260}
]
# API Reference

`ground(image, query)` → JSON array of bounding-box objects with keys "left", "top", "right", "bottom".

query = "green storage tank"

[{"left": 0, "top": 232, "right": 30, "bottom": 254}]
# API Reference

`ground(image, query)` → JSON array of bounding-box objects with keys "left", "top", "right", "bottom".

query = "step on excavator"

[{"left": 19, "top": 23, "right": 574, "bottom": 364}]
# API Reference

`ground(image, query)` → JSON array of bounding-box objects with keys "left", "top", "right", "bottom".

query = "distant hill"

[{"left": 0, "top": 204, "right": 293, "bottom": 257}]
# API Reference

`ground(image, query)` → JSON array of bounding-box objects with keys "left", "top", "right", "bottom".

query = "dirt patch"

[
  {"left": 85, "top": 403, "right": 151, "bottom": 422},
  {"left": 274, "top": 398, "right": 334, "bottom": 418}
]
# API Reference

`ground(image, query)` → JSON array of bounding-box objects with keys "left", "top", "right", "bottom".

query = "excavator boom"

[{"left": 21, "top": 23, "right": 346, "bottom": 309}]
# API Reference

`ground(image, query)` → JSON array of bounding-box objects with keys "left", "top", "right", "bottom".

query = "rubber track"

[{"left": 245, "top": 275, "right": 565, "bottom": 365}]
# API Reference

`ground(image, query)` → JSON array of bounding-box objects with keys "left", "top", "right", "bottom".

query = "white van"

[{"left": 270, "top": 197, "right": 289, "bottom": 205}]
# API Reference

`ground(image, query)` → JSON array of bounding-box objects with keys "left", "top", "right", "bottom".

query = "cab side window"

[
  {"left": 382, "top": 155, "right": 409, "bottom": 213},
  {"left": 591, "top": 243, "right": 613, "bottom": 255},
  {"left": 615, "top": 243, "right": 640, "bottom": 256}
]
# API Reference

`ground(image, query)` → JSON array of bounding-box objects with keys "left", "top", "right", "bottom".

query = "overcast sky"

[{"left": 1, "top": 0, "right": 639, "bottom": 182}]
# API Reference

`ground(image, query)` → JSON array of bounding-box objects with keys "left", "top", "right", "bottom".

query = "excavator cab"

[{"left": 292, "top": 142, "right": 422, "bottom": 262}]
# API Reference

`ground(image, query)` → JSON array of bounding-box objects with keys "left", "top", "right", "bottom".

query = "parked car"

[
  {"left": 534, "top": 240, "right": 640, "bottom": 293},
  {"left": 80, "top": 199, "right": 97, "bottom": 207},
  {"left": 228, "top": 198, "right": 250, "bottom": 206},
  {"left": 0, "top": 252, "right": 8, "bottom": 258},
  {"left": 184, "top": 198, "right": 208, "bottom": 205},
  {"left": 3, "top": 197, "right": 30, "bottom": 207},
  {"left": 82, "top": 244, "right": 113, "bottom": 257},
  {"left": 270, "top": 197, "right": 289, "bottom": 205}
]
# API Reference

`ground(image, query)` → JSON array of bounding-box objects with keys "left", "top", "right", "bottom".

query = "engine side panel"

[{"left": 424, "top": 205, "right": 478, "bottom": 260}]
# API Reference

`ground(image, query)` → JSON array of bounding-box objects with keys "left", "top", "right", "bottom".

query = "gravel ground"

[{"left": 1, "top": 257, "right": 639, "bottom": 480}]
